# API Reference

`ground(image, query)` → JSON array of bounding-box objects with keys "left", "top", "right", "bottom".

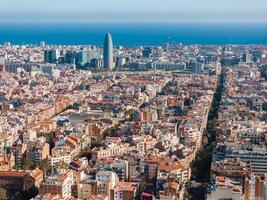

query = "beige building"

[
  {"left": 27, "top": 137, "right": 50, "bottom": 165},
  {"left": 0, "top": 151, "right": 15, "bottom": 171},
  {"left": 50, "top": 146, "right": 72, "bottom": 167},
  {"left": 79, "top": 180, "right": 97, "bottom": 199},
  {"left": 110, "top": 182, "right": 138, "bottom": 200},
  {"left": 40, "top": 169, "right": 73, "bottom": 198},
  {"left": 244, "top": 174, "right": 267, "bottom": 200},
  {"left": 96, "top": 171, "right": 119, "bottom": 198},
  {"left": 0, "top": 168, "right": 43, "bottom": 191}
]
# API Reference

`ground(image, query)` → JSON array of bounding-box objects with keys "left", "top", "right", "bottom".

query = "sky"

[{"left": 1, "top": 0, "right": 267, "bottom": 23}]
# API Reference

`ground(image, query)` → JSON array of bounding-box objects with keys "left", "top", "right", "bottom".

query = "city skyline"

[
  {"left": 1, "top": 0, "right": 267, "bottom": 23},
  {"left": 2, "top": 42, "right": 267, "bottom": 199},
  {"left": 1, "top": 1, "right": 267, "bottom": 200}
]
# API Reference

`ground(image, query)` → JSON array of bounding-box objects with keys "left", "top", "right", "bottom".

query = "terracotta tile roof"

[
  {"left": 158, "top": 163, "right": 184, "bottom": 171},
  {"left": 0, "top": 171, "right": 28, "bottom": 177},
  {"left": 113, "top": 182, "right": 138, "bottom": 192},
  {"left": 145, "top": 156, "right": 171, "bottom": 164},
  {"left": 0, "top": 133, "right": 11, "bottom": 139},
  {"left": 30, "top": 168, "right": 43, "bottom": 179},
  {"left": 65, "top": 136, "right": 77, "bottom": 145},
  {"left": 170, "top": 182, "right": 180, "bottom": 190},
  {"left": 96, "top": 158, "right": 114, "bottom": 163}
]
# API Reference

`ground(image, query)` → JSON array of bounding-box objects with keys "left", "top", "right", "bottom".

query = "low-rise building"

[
  {"left": 0, "top": 168, "right": 43, "bottom": 191},
  {"left": 110, "top": 182, "right": 138, "bottom": 200},
  {"left": 40, "top": 169, "right": 73, "bottom": 198}
]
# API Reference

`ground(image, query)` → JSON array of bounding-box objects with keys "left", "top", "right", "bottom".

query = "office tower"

[
  {"left": 0, "top": 57, "right": 5, "bottom": 72},
  {"left": 44, "top": 49, "right": 60, "bottom": 63},
  {"left": 188, "top": 59, "right": 203, "bottom": 73},
  {"left": 87, "top": 50, "right": 100, "bottom": 61},
  {"left": 44, "top": 50, "right": 49, "bottom": 62},
  {"left": 91, "top": 58, "right": 103, "bottom": 69},
  {"left": 40, "top": 41, "right": 46, "bottom": 48},
  {"left": 65, "top": 51, "right": 77, "bottom": 65},
  {"left": 76, "top": 50, "right": 88, "bottom": 66},
  {"left": 242, "top": 52, "right": 252, "bottom": 63},
  {"left": 4, "top": 42, "right": 11, "bottom": 47},
  {"left": 192, "top": 62, "right": 203, "bottom": 74},
  {"left": 39, "top": 64, "right": 54, "bottom": 77},
  {"left": 103, "top": 33, "right": 113, "bottom": 71},
  {"left": 116, "top": 57, "right": 126, "bottom": 68},
  {"left": 143, "top": 47, "right": 152, "bottom": 57},
  {"left": 215, "top": 63, "right": 222, "bottom": 76}
]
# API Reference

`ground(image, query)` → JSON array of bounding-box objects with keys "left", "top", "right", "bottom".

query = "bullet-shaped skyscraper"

[{"left": 103, "top": 33, "right": 113, "bottom": 71}]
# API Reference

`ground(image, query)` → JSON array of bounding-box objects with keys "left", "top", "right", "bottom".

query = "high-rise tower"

[{"left": 103, "top": 33, "right": 113, "bottom": 71}]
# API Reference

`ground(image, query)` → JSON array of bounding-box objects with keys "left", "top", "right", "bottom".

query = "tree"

[
  {"left": 55, "top": 161, "right": 69, "bottom": 169},
  {"left": 0, "top": 187, "right": 7, "bottom": 200},
  {"left": 103, "top": 126, "right": 119, "bottom": 137},
  {"left": 207, "top": 118, "right": 217, "bottom": 133},
  {"left": 38, "top": 159, "right": 51, "bottom": 173},
  {"left": 79, "top": 146, "right": 92, "bottom": 159},
  {"left": 20, "top": 187, "right": 39, "bottom": 200},
  {"left": 183, "top": 188, "right": 191, "bottom": 200},
  {"left": 124, "top": 109, "right": 135, "bottom": 116},
  {"left": 263, "top": 102, "right": 267, "bottom": 111},
  {"left": 135, "top": 182, "right": 148, "bottom": 200},
  {"left": 44, "top": 132, "right": 56, "bottom": 153},
  {"left": 21, "top": 157, "right": 34, "bottom": 170}
]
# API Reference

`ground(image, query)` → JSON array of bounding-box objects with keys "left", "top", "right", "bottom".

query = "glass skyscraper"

[{"left": 103, "top": 33, "right": 113, "bottom": 71}]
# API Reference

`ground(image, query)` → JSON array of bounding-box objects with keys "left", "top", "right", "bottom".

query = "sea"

[{"left": 0, "top": 23, "right": 267, "bottom": 46}]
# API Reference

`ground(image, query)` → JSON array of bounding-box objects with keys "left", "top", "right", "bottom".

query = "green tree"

[
  {"left": 0, "top": 187, "right": 7, "bottom": 200},
  {"left": 124, "top": 109, "right": 136, "bottom": 118},
  {"left": 20, "top": 187, "right": 39, "bottom": 200},
  {"left": 207, "top": 118, "right": 218, "bottom": 133},
  {"left": 103, "top": 126, "right": 119, "bottom": 137},
  {"left": 38, "top": 159, "right": 51, "bottom": 173},
  {"left": 21, "top": 157, "right": 34, "bottom": 170},
  {"left": 55, "top": 161, "right": 69, "bottom": 169},
  {"left": 135, "top": 182, "right": 148, "bottom": 200},
  {"left": 263, "top": 102, "right": 267, "bottom": 111},
  {"left": 44, "top": 132, "right": 56, "bottom": 154},
  {"left": 79, "top": 146, "right": 91, "bottom": 158}
]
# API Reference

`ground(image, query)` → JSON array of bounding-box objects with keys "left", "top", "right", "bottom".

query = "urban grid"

[{"left": 1, "top": 33, "right": 267, "bottom": 200}]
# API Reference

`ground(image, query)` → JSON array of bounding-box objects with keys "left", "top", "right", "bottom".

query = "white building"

[{"left": 96, "top": 171, "right": 118, "bottom": 198}]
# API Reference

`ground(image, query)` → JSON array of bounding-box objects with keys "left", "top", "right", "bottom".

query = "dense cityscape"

[{"left": 1, "top": 33, "right": 267, "bottom": 200}]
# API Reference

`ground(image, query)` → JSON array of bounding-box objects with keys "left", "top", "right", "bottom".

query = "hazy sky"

[{"left": 1, "top": 0, "right": 267, "bottom": 23}]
